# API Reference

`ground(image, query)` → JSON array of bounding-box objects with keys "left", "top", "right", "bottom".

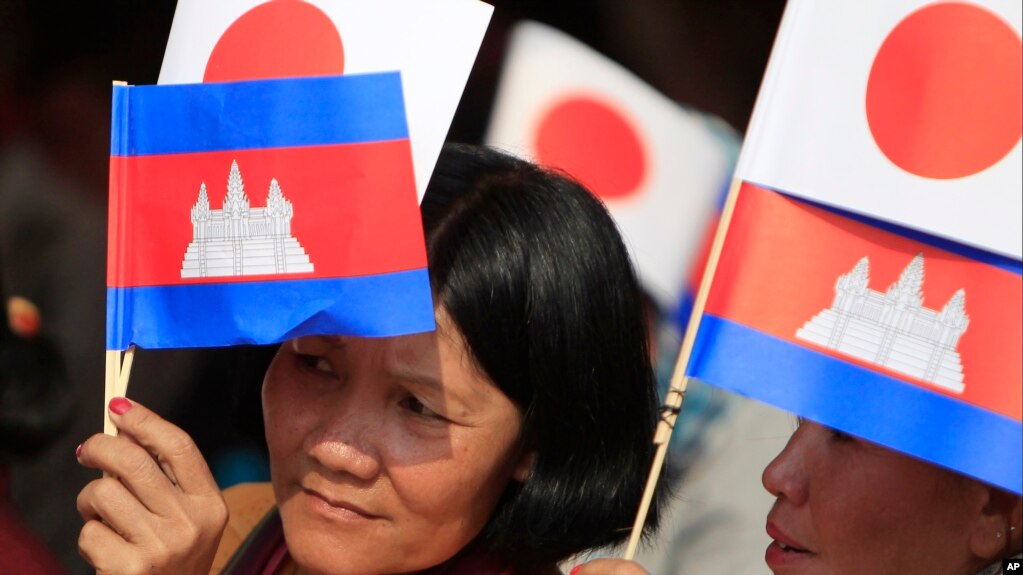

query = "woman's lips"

[
  {"left": 765, "top": 521, "right": 815, "bottom": 569},
  {"left": 302, "top": 487, "right": 381, "bottom": 522}
]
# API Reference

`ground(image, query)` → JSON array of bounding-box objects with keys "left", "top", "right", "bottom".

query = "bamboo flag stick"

[
  {"left": 104, "top": 80, "right": 133, "bottom": 437},
  {"left": 117, "top": 345, "right": 136, "bottom": 398},
  {"left": 103, "top": 350, "right": 120, "bottom": 436},
  {"left": 102, "top": 346, "right": 136, "bottom": 437},
  {"left": 623, "top": 178, "right": 745, "bottom": 559}
]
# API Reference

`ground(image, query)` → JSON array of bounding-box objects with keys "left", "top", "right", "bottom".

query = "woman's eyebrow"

[
  {"left": 322, "top": 335, "right": 348, "bottom": 348},
  {"left": 387, "top": 365, "right": 443, "bottom": 392},
  {"left": 289, "top": 335, "right": 347, "bottom": 353},
  {"left": 388, "top": 365, "right": 480, "bottom": 411}
]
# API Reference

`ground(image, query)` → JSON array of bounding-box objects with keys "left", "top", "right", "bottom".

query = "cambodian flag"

[
  {"left": 107, "top": 72, "right": 434, "bottom": 350},
  {"left": 686, "top": 0, "right": 1022, "bottom": 494},
  {"left": 688, "top": 183, "right": 1022, "bottom": 493}
]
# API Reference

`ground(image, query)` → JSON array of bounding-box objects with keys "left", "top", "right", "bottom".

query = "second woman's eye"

[
  {"left": 297, "top": 354, "right": 334, "bottom": 376},
  {"left": 398, "top": 395, "right": 445, "bottom": 421}
]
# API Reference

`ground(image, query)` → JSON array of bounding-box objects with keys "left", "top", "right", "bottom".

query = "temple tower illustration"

[
  {"left": 181, "top": 161, "right": 314, "bottom": 278},
  {"left": 795, "top": 254, "right": 968, "bottom": 393}
]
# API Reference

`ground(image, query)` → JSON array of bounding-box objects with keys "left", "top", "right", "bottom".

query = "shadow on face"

[{"left": 260, "top": 307, "right": 529, "bottom": 574}]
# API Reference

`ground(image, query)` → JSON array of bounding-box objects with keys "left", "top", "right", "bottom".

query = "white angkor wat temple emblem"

[
  {"left": 180, "top": 160, "right": 314, "bottom": 278},
  {"left": 795, "top": 254, "right": 969, "bottom": 393}
]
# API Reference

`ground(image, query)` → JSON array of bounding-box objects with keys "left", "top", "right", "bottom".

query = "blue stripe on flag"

[
  {"left": 687, "top": 314, "right": 1022, "bottom": 494},
  {"left": 111, "top": 84, "right": 130, "bottom": 157},
  {"left": 111, "top": 73, "right": 409, "bottom": 156},
  {"left": 748, "top": 181, "right": 1023, "bottom": 276},
  {"left": 106, "top": 269, "right": 435, "bottom": 349}
]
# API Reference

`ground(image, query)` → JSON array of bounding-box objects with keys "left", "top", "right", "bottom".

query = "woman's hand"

[
  {"left": 571, "top": 559, "right": 651, "bottom": 575},
  {"left": 76, "top": 398, "right": 228, "bottom": 575}
]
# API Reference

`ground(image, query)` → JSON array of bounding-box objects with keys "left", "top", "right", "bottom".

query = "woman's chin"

[{"left": 280, "top": 506, "right": 394, "bottom": 574}]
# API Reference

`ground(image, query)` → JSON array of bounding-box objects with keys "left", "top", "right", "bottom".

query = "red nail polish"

[
  {"left": 75, "top": 444, "right": 82, "bottom": 459},
  {"left": 570, "top": 567, "right": 582, "bottom": 575},
  {"left": 11, "top": 312, "right": 40, "bottom": 337},
  {"left": 109, "top": 397, "right": 132, "bottom": 415}
]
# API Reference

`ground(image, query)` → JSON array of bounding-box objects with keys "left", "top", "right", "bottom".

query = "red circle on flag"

[
  {"left": 866, "top": 3, "right": 1022, "bottom": 180},
  {"left": 204, "top": 0, "right": 344, "bottom": 83},
  {"left": 533, "top": 95, "right": 647, "bottom": 201}
]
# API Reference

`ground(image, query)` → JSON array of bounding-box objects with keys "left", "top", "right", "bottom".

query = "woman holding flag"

[
  {"left": 75, "top": 144, "right": 665, "bottom": 574},
  {"left": 573, "top": 420, "right": 1022, "bottom": 575}
]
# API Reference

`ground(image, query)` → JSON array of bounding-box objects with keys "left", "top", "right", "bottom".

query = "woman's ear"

[
  {"left": 512, "top": 451, "right": 535, "bottom": 482},
  {"left": 968, "top": 483, "right": 1023, "bottom": 560}
]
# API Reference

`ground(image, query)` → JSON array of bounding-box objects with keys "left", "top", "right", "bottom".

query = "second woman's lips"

[{"left": 766, "top": 521, "right": 813, "bottom": 553}]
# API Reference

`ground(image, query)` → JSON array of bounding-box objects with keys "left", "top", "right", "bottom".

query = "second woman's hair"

[{"left": 421, "top": 144, "right": 662, "bottom": 568}]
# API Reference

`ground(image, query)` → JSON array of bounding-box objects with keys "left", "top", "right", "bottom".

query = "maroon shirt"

[{"left": 0, "top": 467, "right": 67, "bottom": 575}]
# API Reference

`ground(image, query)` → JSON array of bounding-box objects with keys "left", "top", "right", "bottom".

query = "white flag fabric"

[
  {"left": 486, "top": 21, "right": 738, "bottom": 310},
  {"left": 158, "top": 0, "right": 493, "bottom": 201},
  {"left": 737, "top": 0, "right": 1022, "bottom": 258}
]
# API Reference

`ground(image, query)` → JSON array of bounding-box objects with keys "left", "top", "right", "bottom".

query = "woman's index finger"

[{"left": 107, "top": 397, "right": 220, "bottom": 496}]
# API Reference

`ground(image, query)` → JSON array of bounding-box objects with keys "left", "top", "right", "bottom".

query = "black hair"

[{"left": 421, "top": 144, "right": 663, "bottom": 568}]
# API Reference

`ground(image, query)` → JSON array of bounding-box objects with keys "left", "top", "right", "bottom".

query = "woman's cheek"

[
  {"left": 264, "top": 383, "right": 317, "bottom": 452},
  {"left": 412, "top": 429, "right": 512, "bottom": 505}
]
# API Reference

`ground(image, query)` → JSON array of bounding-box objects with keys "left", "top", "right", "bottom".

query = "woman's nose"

[
  {"left": 305, "top": 391, "right": 383, "bottom": 482},
  {"left": 762, "top": 426, "right": 810, "bottom": 505}
]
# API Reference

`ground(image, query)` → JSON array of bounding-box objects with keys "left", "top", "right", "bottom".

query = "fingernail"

[
  {"left": 570, "top": 567, "right": 582, "bottom": 575},
  {"left": 109, "top": 397, "right": 132, "bottom": 415},
  {"left": 7, "top": 296, "right": 41, "bottom": 338},
  {"left": 75, "top": 443, "right": 82, "bottom": 459}
]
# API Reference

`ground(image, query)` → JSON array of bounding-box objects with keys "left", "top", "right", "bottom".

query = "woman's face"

[
  {"left": 762, "top": 421, "right": 985, "bottom": 575},
  {"left": 262, "top": 309, "right": 527, "bottom": 575}
]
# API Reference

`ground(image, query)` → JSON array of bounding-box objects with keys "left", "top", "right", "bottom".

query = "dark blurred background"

[{"left": 0, "top": 1, "right": 784, "bottom": 573}]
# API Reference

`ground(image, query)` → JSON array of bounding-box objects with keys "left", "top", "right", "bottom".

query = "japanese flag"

[
  {"left": 486, "top": 21, "right": 738, "bottom": 310},
  {"left": 738, "top": 0, "right": 1022, "bottom": 258},
  {"left": 158, "top": 0, "right": 493, "bottom": 200}
]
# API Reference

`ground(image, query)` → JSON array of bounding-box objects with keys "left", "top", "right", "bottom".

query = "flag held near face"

[
  {"left": 686, "top": 0, "right": 1022, "bottom": 493},
  {"left": 107, "top": 73, "right": 434, "bottom": 350},
  {"left": 687, "top": 183, "right": 1022, "bottom": 492}
]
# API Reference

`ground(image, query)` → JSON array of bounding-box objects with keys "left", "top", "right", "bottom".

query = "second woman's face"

[
  {"left": 761, "top": 421, "right": 983, "bottom": 575},
  {"left": 262, "top": 309, "right": 527, "bottom": 575}
]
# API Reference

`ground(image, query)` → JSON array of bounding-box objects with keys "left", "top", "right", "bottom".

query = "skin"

[
  {"left": 264, "top": 309, "right": 529, "bottom": 574},
  {"left": 77, "top": 308, "right": 530, "bottom": 575},
  {"left": 761, "top": 421, "right": 1021, "bottom": 575},
  {"left": 76, "top": 401, "right": 228, "bottom": 575},
  {"left": 572, "top": 421, "right": 1022, "bottom": 575}
]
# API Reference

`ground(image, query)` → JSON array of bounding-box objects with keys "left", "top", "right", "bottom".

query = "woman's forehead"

[{"left": 293, "top": 310, "right": 496, "bottom": 397}]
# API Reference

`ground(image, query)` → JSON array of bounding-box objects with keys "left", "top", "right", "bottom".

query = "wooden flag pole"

[
  {"left": 117, "top": 345, "right": 136, "bottom": 398},
  {"left": 104, "top": 80, "right": 134, "bottom": 437},
  {"left": 623, "top": 178, "right": 745, "bottom": 559},
  {"left": 102, "top": 346, "right": 136, "bottom": 437},
  {"left": 103, "top": 350, "right": 120, "bottom": 436}
]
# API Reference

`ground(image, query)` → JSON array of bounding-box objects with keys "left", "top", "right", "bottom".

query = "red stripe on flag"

[
  {"left": 108, "top": 140, "right": 425, "bottom": 288},
  {"left": 706, "top": 182, "right": 1021, "bottom": 421}
]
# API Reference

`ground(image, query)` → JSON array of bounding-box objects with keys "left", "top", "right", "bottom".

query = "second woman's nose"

[{"left": 762, "top": 423, "right": 811, "bottom": 506}]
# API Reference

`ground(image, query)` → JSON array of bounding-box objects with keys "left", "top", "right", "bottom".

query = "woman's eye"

[
  {"left": 297, "top": 354, "right": 334, "bottom": 375},
  {"left": 398, "top": 395, "right": 444, "bottom": 421}
]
